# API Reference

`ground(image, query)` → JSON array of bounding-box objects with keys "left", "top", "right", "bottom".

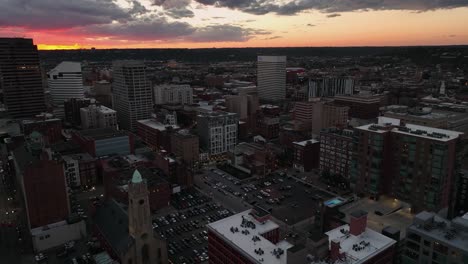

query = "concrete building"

[
  {"left": 47, "top": 61, "right": 84, "bottom": 106},
  {"left": 319, "top": 129, "right": 354, "bottom": 180},
  {"left": 64, "top": 98, "right": 92, "bottom": 127},
  {"left": 112, "top": 61, "right": 152, "bottom": 131},
  {"left": 257, "top": 56, "right": 286, "bottom": 102},
  {"left": 403, "top": 211, "right": 468, "bottom": 264},
  {"left": 93, "top": 170, "right": 168, "bottom": 264},
  {"left": 207, "top": 208, "right": 293, "bottom": 264},
  {"left": 80, "top": 104, "right": 117, "bottom": 129},
  {"left": 0, "top": 38, "right": 46, "bottom": 118},
  {"left": 72, "top": 128, "right": 134, "bottom": 158},
  {"left": 308, "top": 77, "right": 355, "bottom": 98},
  {"left": 322, "top": 210, "right": 397, "bottom": 264},
  {"left": 334, "top": 94, "right": 383, "bottom": 119},
  {"left": 62, "top": 153, "right": 96, "bottom": 189},
  {"left": 91, "top": 80, "right": 112, "bottom": 108},
  {"left": 351, "top": 117, "right": 463, "bottom": 213},
  {"left": 154, "top": 84, "right": 193, "bottom": 105},
  {"left": 31, "top": 218, "right": 86, "bottom": 253},
  {"left": 197, "top": 112, "right": 238, "bottom": 156},
  {"left": 293, "top": 139, "right": 320, "bottom": 172},
  {"left": 225, "top": 95, "right": 248, "bottom": 119},
  {"left": 303, "top": 100, "right": 350, "bottom": 135}
]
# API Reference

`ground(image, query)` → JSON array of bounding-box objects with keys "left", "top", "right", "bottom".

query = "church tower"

[{"left": 127, "top": 169, "right": 167, "bottom": 264}]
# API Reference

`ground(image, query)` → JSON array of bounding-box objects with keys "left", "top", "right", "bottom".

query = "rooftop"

[
  {"left": 207, "top": 209, "right": 293, "bottom": 264},
  {"left": 293, "top": 139, "right": 319, "bottom": 147},
  {"left": 76, "top": 128, "right": 130, "bottom": 140},
  {"left": 356, "top": 117, "right": 463, "bottom": 141},
  {"left": 408, "top": 211, "right": 468, "bottom": 254},
  {"left": 137, "top": 119, "right": 179, "bottom": 131},
  {"left": 48, "top": 61, "right": 82, "bottom": 74},
  {"left": 326, "top": 225, "right": 396, "bottom": 263}
]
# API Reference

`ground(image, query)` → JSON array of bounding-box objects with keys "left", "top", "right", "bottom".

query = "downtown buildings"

[
  {"left": 257, "top": 56, "right": 286, "bottom": 102},
  {"left": 351, "top": 117, "right": 463, "bottom": 214},
  {"left": 197, "top": 111, "right": 238, "bottom": 156},
  {"left": 0, "top": 38, "right": 46, "bottom": 118},
  {"left": 47, "top": 61, "right": 84, "bottom": 106},
  {"left": 154, "top": 84, "right": 193, "bottom": 105},
  {"left": 112, "top": 60, "right": 152, "bottom": 131},
  {"left": 80, "top": 104, "right": 118, "bottom": 130}
]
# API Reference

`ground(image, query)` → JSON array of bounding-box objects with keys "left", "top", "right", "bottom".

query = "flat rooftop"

[
  {"left": 293, "top": 139, "right": 319, "bottom": 147},
  {"left": 207, "top": 209, "right": 293, "bottom": 264},
  {"left": 77, "top": 128, "right": 129, "bottom": 140},
  {"left": 408, "top": 211, "right": 468, "bottom": 254},
  {"left": 137, "top": 119, "right": 179, "bottom": 131},
  {"left": 356, "top": 117, "right": 463, "bottom": 142},
  {"left": 326, "top": 225, "right": 396, "bottom": 263}
]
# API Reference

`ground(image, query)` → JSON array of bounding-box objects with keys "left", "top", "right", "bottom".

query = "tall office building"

[
  {"left": 257, "top": 56, "right": 286, "bottom": 102},
  {"left": 112, "top": 61, "right": 152, "bottom": 131},
  {"left": 308, "top": 78, "right": 355, "bottom": 98},
  {"left": 47, "top": 61, "right": 84, "bottom": 106},
  {"left": 0, "top": 38, "right": 46, "bottom": 118}
]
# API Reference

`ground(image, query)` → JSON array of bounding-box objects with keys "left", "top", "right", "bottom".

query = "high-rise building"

[
  {"left": 47, "top": 61, "right": 84, "bottom": 106},
  {"left": 112, "top": 61, "right": 152, "bottom": 131},
  {"left": 197, "top": 112, "right": 238, "bottom": 155},
  {"left": 257, "top": 56, "right": 286, "bottom": 102},
  {"left": 319, "top": 128, "right": 354, "bottom": 180},
  {"left": 80, "top": 104, "right": 117, "bottom": 130},
  {"left": 334, "top": 94, "right": 384, "bottom": 119},
  {"left": 154, "top": 84, "right": 193, "bottom": 105},
  {"left": 351, "top": 117, "right": 463, "bottom": 213},
  {"left": 308, "top": 78, "right": 355, "bottom": 98},
  {"left": 225, "top": 95, "right": 248, "bottom": 119},
  {"left": 0, "top": 38, "right": 46, "bottom": 118},
  {"left": 403, "top": 211, "right": 468, "bottom": 264},
  {"left": 293, "top": 100, "right": 349, "bottom": 135}
]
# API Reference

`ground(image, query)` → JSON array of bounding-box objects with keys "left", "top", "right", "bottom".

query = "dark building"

[
  {"left": 351, "top": 117, "right": 463, "bottom": 213},
  {"left": 293, "top": 139, "right": 320, "bottom": 172},
  {"left": 21, "top": 116, "right": 63, "bottom": 145},
  {"left": 71, "top": 128, "right": 134, "bottom": 158},
  {"left": 12, "top": 132, "right": 69, "bottom": 229},
  {"left": 0, "top": 38, "right": 46, "bottom": 118},
  {"left": 64, "top": 98, "right": 92, "bottom": 127},
  {"left": 170, "top": 130, "right": 199, "bottom": 166},
  {"left": 319, "top": 128, "right": 354, "bottom": 180},
  {"left": 454, "top": 170, "right": 468, "bottom": 216},
  {"left": 334, "top": 94, "right": 383, "bottom": 119}
]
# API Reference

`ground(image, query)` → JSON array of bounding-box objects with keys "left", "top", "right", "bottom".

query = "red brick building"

[
  {"left": 293, "top": 139, "right": 320, "bottom": 172},
  {"left": 170, "top": 130, "right": 199, "bottom": 166},
  {"left": 137, "top": 119, "right": 179, "bottom": 151},
  {"left": 71, "top": 128, "right": 134, "bottom": 157},
  {"left": 21, "top": 117, "right": 63, "bottom": 144}
]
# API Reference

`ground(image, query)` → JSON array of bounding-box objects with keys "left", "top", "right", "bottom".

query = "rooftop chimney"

[
  {"left": 330, "top": 239, "right": 344, "bottom": 261},
  {"left": 350, "top": 210, "right": 368, "bottom": 236}
]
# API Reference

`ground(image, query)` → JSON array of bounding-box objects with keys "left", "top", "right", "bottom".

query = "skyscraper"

[
  {"left": 257, "top": 56, "right": 286, "bottom": 102},
  {"left": 47, "top": 61, "right": 84, "bottom": 106},
  {"left": 0, "top": 38, "right": 46, "bottom": 118},
  {"left": 112, "top": 60, "right": 152, "bottom": 131}
]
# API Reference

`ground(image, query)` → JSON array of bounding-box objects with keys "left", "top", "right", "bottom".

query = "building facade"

[
  {"left": 293, "top": 139, "right": 320, "bottom": 172},
  {"left": 257, "top": 56, "right": 286, "bottom": 102},
  {"left": 319, "top": 129, "right": 353, "bottom": 180},
  {"left": 0, "top": 38, "right": 46, "bottom": 118},
  {"left": 80, "top": 104, "right": 118, "bottom": 130},
  {"left": 112, "top": 61, "right": 152, "bottom": 131},
  {"left": 334, "top": 94, "right": 383, "bottom": 119},
  {"left": 351, "top": 117, "right": 463, "bottom": 213},
  {"left": 308, "top": 77, "right": 355, "bottom": 98},
  {"left": 64, "top": 98, "right": 92, "bottom": 127},
  {"left": 21, "top": 117, "right": 63, "bottom": 145},
  {"left": 154, "top": 84, "right": 193, "bottom": 105},
  {"left": 47, "top": 61, "right": 84, "bottom": 106},
  {"left": 72, "top": 128, "right": 134, "bottom": 158},
  {"left": 170, "top": 130, "right": 199, "bottom": 166},
  {"left": 197, "top": 112, "right": 238, "bottom": 156}
]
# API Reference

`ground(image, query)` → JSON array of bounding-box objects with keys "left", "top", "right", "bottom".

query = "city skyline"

[{"left": 0, "top": 0, "right": 467, "bottom": 50}]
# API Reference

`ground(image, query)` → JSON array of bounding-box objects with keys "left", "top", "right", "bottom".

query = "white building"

[
  {"left": 80, "top": 104, "right": 117, "bottom": 129},
  {"left": 197, "top": 112, "right": 238, "bottom": 155},
  {"left": 257, "top": 56, "right": 286, "bottom": 102},
  {"left": 154, "top": 84, "right": 193, "bottom": 105},
  {"left": 62, "top": 155, "right": 80, "bottom": 188},
  {"left": 47, "top": 62, "right": 84, "bottom": 106},
  {"left": 31, "top": 219, "right": 86, "bottom": 253},
  {"left": 112, "top": 61, "right": 152, "bottom": 131}
]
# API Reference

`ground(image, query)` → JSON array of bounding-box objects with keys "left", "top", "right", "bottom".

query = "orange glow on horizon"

[{"left": 38, "top": 43, "right": 85, "bottom": 50}]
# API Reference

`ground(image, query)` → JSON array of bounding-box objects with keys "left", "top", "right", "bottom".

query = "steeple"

[{"left": 132, "top": 169, "right": 143, "bottom": 184}]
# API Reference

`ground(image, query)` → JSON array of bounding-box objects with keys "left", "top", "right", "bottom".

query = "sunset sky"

[{"left": 0, "top": 0, "right": 467, "bottom": 50}]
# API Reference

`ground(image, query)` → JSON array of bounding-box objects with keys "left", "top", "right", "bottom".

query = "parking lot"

[
  {"left": 197, "top": 168, "right": 337, "bottom": 226},
  {"left": 153, "top": 188, "right": 233, "bottom": 264}
]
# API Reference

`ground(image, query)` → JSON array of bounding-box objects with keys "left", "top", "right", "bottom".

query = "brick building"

[
  {"left": 71, "top": 128, "right": 134, "bottom": 158},
  {"left": 21, "top": 116, "right": 63, "bottom": 144},
  {"left": 319, "top": 128, "right": 353, "bottom": 179},
  {"left": 292, "top": 139, "right": 320, "bottom": 172},
  {"left": 137, "top": 118, "right": 179, "bottom": 151}
]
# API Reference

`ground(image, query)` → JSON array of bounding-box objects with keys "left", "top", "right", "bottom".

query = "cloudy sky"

[{"left": 0, "top": 0, "right": 467, "bottom": 49}]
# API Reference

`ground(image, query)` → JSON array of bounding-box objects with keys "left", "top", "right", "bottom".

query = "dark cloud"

[
  {"left": 153, "top": 0, "right": 194, "bottom": 18},
  {"left": 165, "top": 8, "right": 195, "bottom": 18},
  {"left": 307, "top": 23, "right": 315, "bottom": 27},
  {"left": 262, "top": 36, "right": 282, "bottom": 40},
  {"left": 83, "top": 17, "right": 195, "bottom": 41},
  {"left": 327, "top": 13, "right": 341, "bottom": 18},
  {"left": 188, "top": 24, "right": 270, "bottom": 42},
  {"left": 194, "top": 0, "right": 468, "bottom": 15},
  {"left": 0, "top": 0, "right": 143, "bottom": 29}
]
